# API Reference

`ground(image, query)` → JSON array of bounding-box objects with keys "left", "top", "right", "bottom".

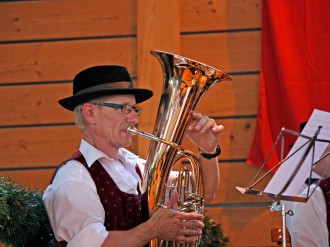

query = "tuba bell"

[{"left": 127, "top": 50, "right": 232, "bottom": 246}]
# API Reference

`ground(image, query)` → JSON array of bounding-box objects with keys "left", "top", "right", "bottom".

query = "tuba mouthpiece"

[{"left": 127, "top": 125, "right": 138, "bottom": 136}]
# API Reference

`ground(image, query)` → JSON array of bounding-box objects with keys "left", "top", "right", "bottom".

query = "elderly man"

[{"left": 43, "top": 65, "right": 223, "bottom": 247}]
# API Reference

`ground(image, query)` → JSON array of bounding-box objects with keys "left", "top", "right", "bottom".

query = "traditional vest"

[
  {"left": 51, "top": 151, "right": 149, "bottom": 247},
  {"left": 318, "top": 176, "right": 330, "bottom": 247}
]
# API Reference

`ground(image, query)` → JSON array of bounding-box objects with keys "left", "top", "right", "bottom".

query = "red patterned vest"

[{"left": 51, "top": 151, "right": 149, "bottom": 247}]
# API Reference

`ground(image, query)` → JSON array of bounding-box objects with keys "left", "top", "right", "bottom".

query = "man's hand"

[
  {"left": 151, "top": 208, "right": 204, "bottom": 244},
  {"left": 186, "top": 111, "right": 224, "bottom": 153}
]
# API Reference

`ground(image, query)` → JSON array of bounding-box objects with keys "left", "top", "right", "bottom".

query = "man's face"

[{"left": 92, "top": 94, "right": 139, "bottom": 149}]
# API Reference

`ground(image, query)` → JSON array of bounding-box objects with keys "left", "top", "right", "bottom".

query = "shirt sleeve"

[
  {"left": 289, "top": 186, "right": 328, "bottom": 247},
  {"left": 44, "top": 161, "right": 109, "bottom": 247},
  {"left": 67, "top": 223, "right": 108, "bottom": 247}
]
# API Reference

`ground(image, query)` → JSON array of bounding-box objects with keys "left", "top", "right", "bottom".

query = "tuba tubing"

[{"left": 127, "top": 125, "right": 202, "bottom": 198}]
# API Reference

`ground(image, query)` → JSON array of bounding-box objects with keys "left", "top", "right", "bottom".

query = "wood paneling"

[
  {"left": 0, "top": 169, "right": 55, "bottom": 191},
  {"left": 0, "top": 32, "right": 259, "bottom": 85},
  {"left": 0, "top": 126, "right": 81, "bottom": 169},
  {"left": 215, "top": 162, "right": 273, "bottom": 204},
  {"left": 0, "top": 0, "right": 136, "bottom": 42},
  {"left": 197, "top": 74, "right": 259, "bottom": 116},
  {"left": 181, "top": 31, "right": 261, "bottom": 73},
  {"left": 0, "top": 0, "right": 262, "bottom": 42},
  {"left": 182, "top": 118, "right": 257, "bottom": 160},
  {"left": 0, "top": 83, "right": 72, "bottom": 125},
  {"left": 0, "top": 74, "right": 258, "bottom": 126},
  {"left": 0, "top": 38, "right": 136, "bottom": 84},
  {"left": 206, "top": 207, "right": 282, "bottom": 247},
  {"left": 181, "top": 0, "right": 262, "bottom": 32},
  {"left": 137, "top": 0, "right": 180, "bottom": 138}
]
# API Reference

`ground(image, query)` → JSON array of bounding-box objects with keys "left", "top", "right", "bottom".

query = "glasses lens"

[
  {"left": 121, "top": 104, "right": 141, "bottom": 116},
  {"left": 134, "top": 107, "right": 142, "bottom": 116},
  {"left": 121, "top": 104, "right": 132, "bottom": 114}
]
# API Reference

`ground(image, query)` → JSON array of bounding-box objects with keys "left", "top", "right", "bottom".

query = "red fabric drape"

[{"left": 247, "top": 0, "right": 330, "bottom": 169}]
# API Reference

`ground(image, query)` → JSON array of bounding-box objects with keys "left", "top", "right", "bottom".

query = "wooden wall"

[{"left": 0, "top": 0, "right": 282, "bottom": 246}]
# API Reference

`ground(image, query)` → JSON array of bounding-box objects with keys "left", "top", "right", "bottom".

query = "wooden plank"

[
  {"left": 206, "top": 207, "right": 282, "bottom": 247},
  {"left": 0, "top": 74, "right": 258, "bottom": 126},
  {"left": 0, "top": 32, "right": 259, "bottom": 84},
  {"left": 0, "top": 169, "right": 55, "bottom": 191},
  {"left": 181, "top": 31, "right": 261, "bottom": 73},
  {"left": 0, "top": 83, "right": 72, "bottom": 126},
  {"left": 181, "top": 0, "right": 262, "bottom": 32},
  {"left": 196, "top": 74, "right": 259, "bottom": 116},
  {"left": 137, "top": 117, "right": 256, "bottom": 160},
  {"left": 0, "top": 126, "right": 81, "bottom": 169},
  {"left": 215, "top": 162, "right": 273, "bottom": 204},
  {"left": 0, "top": 0, "right": 136, "bottom": 42},
  {"left": 137, "top": 0, "right": 180, "bottom": 151},
  {"left": 180, "top": 118, "right": 257, "bottom": 160},
  {"left": 0, "top": 38, "right": 136, "bottom": 84}
]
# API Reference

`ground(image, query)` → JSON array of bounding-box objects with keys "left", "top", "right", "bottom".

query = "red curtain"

[{"left": 247, "top": 0, "right": 330, "bottom": 170}]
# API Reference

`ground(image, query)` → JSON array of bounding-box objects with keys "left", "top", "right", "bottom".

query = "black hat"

[{"left": 59, "top": 65, "right": 153, "bottom": 111}]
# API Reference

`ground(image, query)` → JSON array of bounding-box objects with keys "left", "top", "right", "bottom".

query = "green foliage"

[
  {"left": 201, "top": 212, "right": 229, "bottom": 247},
  {"left": 0, "top": 177, "right": 55, "bottom": 247}
]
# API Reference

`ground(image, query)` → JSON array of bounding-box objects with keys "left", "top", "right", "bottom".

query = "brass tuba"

[{"left": 128, "top": 50, "right": 232, "bottom": 246}]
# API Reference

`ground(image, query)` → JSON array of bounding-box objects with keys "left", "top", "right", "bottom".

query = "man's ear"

[{"left": 82, "top": 103, "right": 96, "bottom": 123}]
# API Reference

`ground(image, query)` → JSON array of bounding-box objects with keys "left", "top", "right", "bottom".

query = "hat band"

[{"left": 75, "top": 81, "right": 133, "bottom": 95}]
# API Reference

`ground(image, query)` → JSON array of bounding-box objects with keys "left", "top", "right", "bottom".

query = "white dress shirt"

[
  {"left": 43, "top": 139, "right": 145, "bottom": 247},
  {"left": 287, "top": 184, "right": 328, "bottom": 247}
]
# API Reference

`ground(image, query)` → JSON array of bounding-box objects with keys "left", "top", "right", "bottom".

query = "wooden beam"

[{"left": 136, "top": 0, "right": 180, "bottom": 152}]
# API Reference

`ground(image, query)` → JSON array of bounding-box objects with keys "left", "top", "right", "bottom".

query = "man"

[
  {"left": 287, "top": 143, "right": 330, "bottom": 247},
  {"left": 43, "top": 65, "right": 223, "bottom": 247}
]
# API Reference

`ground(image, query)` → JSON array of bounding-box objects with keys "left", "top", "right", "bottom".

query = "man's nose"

[{"left": 127, "top": 110, "right": 139, "bottom": 123}]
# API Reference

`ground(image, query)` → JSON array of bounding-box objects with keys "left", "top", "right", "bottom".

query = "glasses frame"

[{"left": 92, "top": 102, "right": 142, "bottom": 116}]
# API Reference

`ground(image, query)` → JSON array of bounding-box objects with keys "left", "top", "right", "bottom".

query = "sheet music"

[{"left": 264, "top": 109, "right": 330, "bottom": 198}]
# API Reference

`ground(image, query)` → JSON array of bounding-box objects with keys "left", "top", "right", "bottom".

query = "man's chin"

[
  {"left": 123, "top": 141, "right": 132, "bottom": 148},
  {"left": 120, "top": 136, "right": 132, "bottom": 148}
]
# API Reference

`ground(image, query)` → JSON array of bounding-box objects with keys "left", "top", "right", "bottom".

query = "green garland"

[
  {"left": 0, "top": 177, "right": 229, "bottom": 246},
  {"left": 201, "top": 213, "right": 229, "bottom": 247},
  {"left": 0, "top": 177, "right": 55, "bottom": 247}
]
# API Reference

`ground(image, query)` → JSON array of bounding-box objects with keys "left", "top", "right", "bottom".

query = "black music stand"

[{"left": 236, "top": 109, "right": 330, "bottom": 247}]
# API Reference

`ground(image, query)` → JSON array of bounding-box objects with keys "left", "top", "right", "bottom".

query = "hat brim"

[{"left": 59, "top": 88, "right": 153, "bottom": 111}]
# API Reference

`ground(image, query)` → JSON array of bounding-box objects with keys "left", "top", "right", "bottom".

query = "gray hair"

[
  {"left": 73, "top": 104, "right": 87, "bottom": 131},
  {"left": 73, "top": 96, "right": 108, "bottom": 131}
]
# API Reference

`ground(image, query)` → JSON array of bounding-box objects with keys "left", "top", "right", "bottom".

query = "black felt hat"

[{"left": 59, "top": 65, "right": 153, "bottom": 111}]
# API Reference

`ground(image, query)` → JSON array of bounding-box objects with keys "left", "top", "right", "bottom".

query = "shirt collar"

[{"left": 79, "top": 139, "right": 140, "bottom": 170}]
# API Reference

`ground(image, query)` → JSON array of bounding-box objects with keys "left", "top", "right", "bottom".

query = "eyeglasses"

[{"left": 92, "top": 102, "right": 142, "bottom": 116}]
